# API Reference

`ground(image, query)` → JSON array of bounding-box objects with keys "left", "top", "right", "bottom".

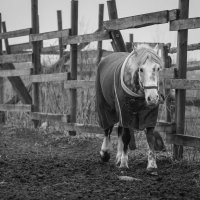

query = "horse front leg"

[
  {"left": 145, "top": 127, "right": 158, "bottom": 175},
  {"left": 116, "top": 126, "right": 131, "bottom": 168},
  {"left": 100, "top": 126, "right": 113, "bottom": 162}
]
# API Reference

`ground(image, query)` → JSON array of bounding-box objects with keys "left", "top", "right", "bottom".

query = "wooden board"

[
  {"left": 107, "top": 0, "right": 126, "bottom": 52},
  {"left": 9, "top": 43, "right": 32, "bottom": 53},
  {"left": 31, "top": 112, "right": 68, "bottom": 122},
  {"left": 0, "top": 104, "right": 32, "bottom": 112},
  {"left": 30, "top": 29, "right": 70, "bottom": 42},
  {"left": 169, "top": 43, "right": 200, "bottom": 54},
  {"left": 64, "top": 80, "right": 95, "bottom": 89},
  {"left": 63, "top": 30, "right": 110, "bottom": 45},
  {"left": 166, "top": 133, "right": 200, "bottom": 149},
  {"left": 104, "top": 10, "right": 178, "bottom": 31},
  {"left": 41, "top": 45, "right": 65, "bottom": 54},
  {"left": 0, "top": 53, "right": 32, "bottom": 64},
  {"left": 170, "top": 17, "right": 200, "bottom": 31},
  {"left": 155, "top": 121, "right": 175, "bottom": 133},
  {"left": 30, "top": 72, "right": 68, "bottom": 83},
  {"left": 171, "top": 61, "right": 200, "bottom": 71},
  {"left": 0, "top": 69, "right": 31, "bottom": 77},
  {"left": 29, "top": 70, "right": 173, "bottom": 84},
  {"left": 0, "top": 28, "right": 31, "bottom": 39},
  {"left": 160, "top": 68, "right": 175, "bottom": 79},
  {"left": 164, "top": 79, "right": 200, "bottom": 90}
]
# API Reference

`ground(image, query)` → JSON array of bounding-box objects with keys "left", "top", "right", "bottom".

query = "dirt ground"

[{"left": 0, "top": 126, "right": 200, "bottom": 200}]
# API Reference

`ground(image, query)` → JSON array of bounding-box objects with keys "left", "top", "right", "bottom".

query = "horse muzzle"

[{"left": 144, "top": 86, "right": 159, "bottom": 106}]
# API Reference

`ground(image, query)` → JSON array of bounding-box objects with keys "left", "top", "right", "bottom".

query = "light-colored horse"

[{"left": 96, "top": 45, "right": 165, "bottom": 175}]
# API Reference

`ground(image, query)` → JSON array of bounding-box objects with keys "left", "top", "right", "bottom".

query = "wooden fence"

[{"left": 0, "top": 0, "right": 200, "bottom": 159}]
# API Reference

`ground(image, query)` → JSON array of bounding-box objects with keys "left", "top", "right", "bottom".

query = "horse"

[{"left": 95, "top": 46, "right": 165, "bottom": 175}]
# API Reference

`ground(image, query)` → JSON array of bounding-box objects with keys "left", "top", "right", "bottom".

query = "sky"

[{"left": 0, "top": 0, "right": 200, "bottom": 50}]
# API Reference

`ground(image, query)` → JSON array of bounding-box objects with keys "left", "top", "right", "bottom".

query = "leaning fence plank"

[
  {"left": 30, "top": 29, "right": 70, "bottom": 42},
  {"left": 170, "top": 17, "right": 200, "bottom": 31},
  {"left": 2, "top": 22, "right": 32, "bottom": 105},
  {"left": 0, "top": 28, "right": 31, "bottom": 39},
  {"left": 166, "top": 133, "right": 200, "bottom": 149},
  {"left": 0, "top": 69, "right": 31, "bottom": 77},
  {"left": 0, "top": 104, "right": 32, "bottom": 112},
  {"left": 104, "top": 10, "right": 177, "bottom": 31},
  {"left": 107, "top": 0, "right": 126, "bottom": 52},
  {"left": 0, "top": 53, "right": 32, "bottom": 64}
]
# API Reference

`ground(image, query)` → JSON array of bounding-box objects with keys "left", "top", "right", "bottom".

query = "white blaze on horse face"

[{"left": 139, "top": 59, "right": 160, "bottom": 105}]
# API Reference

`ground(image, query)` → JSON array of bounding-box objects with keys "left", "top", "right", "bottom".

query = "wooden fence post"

[
  {"left": 0, "top": 13, "right": 5, "bottom": 124},
  {"left": 96, "top": 4, "right": 104, "bottom": 65},
  {"left": 174, "top": 0, "right": 189, "bottom": 160},
  {"left": 107, "top": 0, "right": 126, "bottom": 52},
  {"left": 31, "top": 0, "right": 41, "bottom": 127},
  {"left": 126, "top": 33, "right": 134, "bottom": 52},
  {"left": 162, "top": 44, "right": 171, "bottom": 122},
  {"left": 57, "top": 10, "right": 63, "bottom": 58},
  {"left": 69, "top": 0, "right": 78, "bottom": 136}
]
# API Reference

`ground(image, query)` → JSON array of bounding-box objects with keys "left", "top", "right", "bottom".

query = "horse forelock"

[{"left": 131, "top": 47, "right": 163, "bottom": 68}]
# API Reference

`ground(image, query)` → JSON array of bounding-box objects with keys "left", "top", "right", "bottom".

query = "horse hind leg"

[
  {"left": 116, "top": 127, "right": 131, "bottom": 168},
  {"left": 100, "top": 126, "right": 113, "bottom": 162}
]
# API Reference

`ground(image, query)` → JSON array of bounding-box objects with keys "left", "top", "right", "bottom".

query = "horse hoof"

[
  {"left": 146, "top": 168, "right": 158, "bottom": 176},
  {"left": 100, "top": 151, "right": 110, "bottom": 162},
  {"left": 119, "top": 163, "right": 129, "bottom": 169}
]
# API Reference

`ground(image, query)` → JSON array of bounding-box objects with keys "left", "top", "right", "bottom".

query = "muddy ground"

[{"left": 0, "top": 126, "right": 200, "bottom": 200}]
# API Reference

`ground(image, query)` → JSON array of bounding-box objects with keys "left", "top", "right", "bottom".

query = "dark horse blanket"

[{"left": 96, "top": 52, "right": 159, "bottom": 130}]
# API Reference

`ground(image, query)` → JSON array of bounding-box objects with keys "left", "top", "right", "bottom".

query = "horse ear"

[
  {"left": 154, "top": 44, "right": 159, "bottom": 55},
  {"left": 132, "top": 44, "right": 138, "bottom": 55}
]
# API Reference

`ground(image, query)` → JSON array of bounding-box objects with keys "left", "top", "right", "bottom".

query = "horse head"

[{"left": 124, "top": 45, "right": 163, "bottom": 106}]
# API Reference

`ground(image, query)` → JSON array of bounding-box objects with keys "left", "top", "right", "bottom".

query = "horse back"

[{"left": 97, "top": 52, "right": 128, "bottom": 106}]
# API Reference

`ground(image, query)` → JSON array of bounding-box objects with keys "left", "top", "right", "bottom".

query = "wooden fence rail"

[
  {"left": 0, "top": 28, "right": 31, "bottom": 39},
  {"left": 104, "top": 10, "right": 178, "bottom": 30},
  {"left": 30, "top": 29, "right": 70, "bottom": 42},
  {"left": 0, "top": 53, "right": 32, "bottom": 64},
  {"left": 170, "top": 17, "right": 200, "bottom": 31}
]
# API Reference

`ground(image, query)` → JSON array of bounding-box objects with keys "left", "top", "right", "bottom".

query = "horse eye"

[
  {"left": 139, "top": 68, "right": 143, "bottom": 73},
  {"left": 157, "top": 67, "right": 160, "bottom": 71}
]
